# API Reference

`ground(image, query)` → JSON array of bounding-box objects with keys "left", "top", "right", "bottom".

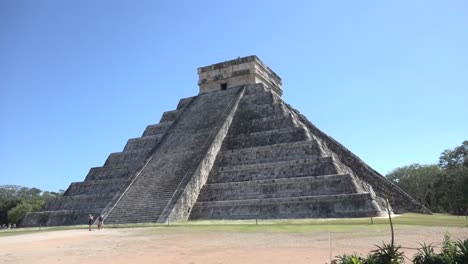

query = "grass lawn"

[{"left": 0, "top": 213, "right": 466, "bottom": 237}]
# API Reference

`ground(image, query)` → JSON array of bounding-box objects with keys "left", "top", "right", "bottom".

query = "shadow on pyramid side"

[{"left": 22, "top": 56, "right": 430, "bottom": 227}]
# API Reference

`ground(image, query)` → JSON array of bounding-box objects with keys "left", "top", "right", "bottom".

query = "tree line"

[
  {"left": 0, "top": 185, "right": 63, "bottom": 225},
  {"left": 386, "top": 140, "right": 468, "bottom": 214}
]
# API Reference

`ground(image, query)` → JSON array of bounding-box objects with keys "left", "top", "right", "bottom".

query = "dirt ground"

[{"left": 0, "top": 226, "right": 467, "bottom": 264}]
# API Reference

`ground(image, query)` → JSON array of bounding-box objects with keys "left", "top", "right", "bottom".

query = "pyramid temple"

[{"left": 22, "top": 56, "right": 429, "bottom": 227}]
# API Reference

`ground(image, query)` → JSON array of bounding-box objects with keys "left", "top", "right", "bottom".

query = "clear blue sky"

[{"left": 1, "top": 1, "right": 467, "bottom": 192}]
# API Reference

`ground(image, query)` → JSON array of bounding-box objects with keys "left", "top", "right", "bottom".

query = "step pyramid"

[{"left": 22, "top": 56, "right": 429, "bottom": 226}]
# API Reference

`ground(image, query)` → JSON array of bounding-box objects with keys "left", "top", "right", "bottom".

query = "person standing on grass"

[
  {"left": 88, "top": 214, "right": 94, "bottom": 231},
  {"left": 97, "top": 215, "right": 104, "bottom": 230}
]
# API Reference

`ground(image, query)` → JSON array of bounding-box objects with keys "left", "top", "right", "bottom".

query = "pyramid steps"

[
  {"left": 84, "top": 165, "right": 140, "bottom": 181},
  {"left": 21, "top": 96, "right": 193, "bottom": 227},
  {"left": 218, "top": 141, "right": 322, "bottom": 167},
  {"left": 142, "top": 122, "right": 173, "bottom": 137},
  {"left": 160, "top": 109, "right": 181, "bottom": 123},
  {"left": 190, "top": 192, "right": 381, "bottom": 220},
  {"left": 223, "top": 128, "right": 308, "bottom": 150},
  {"left": 123, "top": 134, "right": 162, "bottom": 151},
  {"left": 228, "top": 115, "right": 295, "bottom": 134},
  {"left": 21, "top": 210, "right": 99, "bottom": 227},
  {"left": 103, "top": 149, "right": 151, "bottom": 167},
  {"left": 190, "top": 85, "right": 375, "bottom": 220},
  {"left": 22, "top": 56, "right": 429, "bottom": 227},
  {"left": 65, "top": 178, "right": 129, "bottom": 196},
  {"left": 234, "top": 103, "right": 286, "bottom": 121},
  {"left": 44, "top": 193, "right": 114, "bottom": 211},
  {"left": 104, "top": 87, "right": 244, "bottom": 224},
  {"left": 198, "top": 174, "right": 357, "bottom": 201},
  {"left": 239, "top": 90, "right": 278, "bottom": 105},
  {"left": 208, "top": 157, "right": 338, "bottom": 184}
]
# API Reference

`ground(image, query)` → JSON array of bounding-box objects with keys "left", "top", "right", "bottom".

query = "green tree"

[
  {"left": 386, "top": 164, "right": 442, "bottom": 210},
  {"left": 438, "top": 141, "right": 468, "bottom": 213},
  {"left": 439, "top": 140, "right": 468, "bottom": 170},
  {"left": 0, "top": 185, "right": 63, "bottom": 225},
  {"left": 386, "top": 140, "right": 468, "bottom": 214}
]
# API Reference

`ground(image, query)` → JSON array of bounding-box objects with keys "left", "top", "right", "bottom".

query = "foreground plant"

[
  {"left": 413, "top": 243, "right": 446, "bottom": 264},
  {"left": 334, "top": 253, "right": 364, "bottom": 264},
  {"left": 369, "top": 242, "right": 404, "bottom": 264},
  {"left": 333, "top": 235, "right": 468, "bottom": 264},
  {"left": 455, "top": 238, "right": 468, "bottom": 263}
]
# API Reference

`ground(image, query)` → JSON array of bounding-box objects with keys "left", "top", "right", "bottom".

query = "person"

[
  {"left": 88, "top": 214, "right": 94, "bottom": 231},
  {"left": 97, "top": 215, "right": 104, "bottom": 230}
]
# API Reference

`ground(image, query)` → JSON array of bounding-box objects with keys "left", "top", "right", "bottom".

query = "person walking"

[
  {"left": 97, "top": 215, "right": 104, "bottom": 230},
  {"left": 88, "top": 214, "right": 94, "bottom": 231}
]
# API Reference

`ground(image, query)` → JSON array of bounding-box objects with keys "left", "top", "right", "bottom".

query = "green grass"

[{"left": 0, "top": 213, "right": 466, "bottom": 237}]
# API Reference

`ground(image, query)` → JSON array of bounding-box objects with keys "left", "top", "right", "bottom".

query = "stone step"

[
  {"left": 103, "top": 148, "right": 151, "bottom": 167},
  {"left": 64, "top": 178, "right": 129, "bottom": 196},
  {"left": 223, "top": 128, "right": 308, "bottom": 150},
  {"left": 84, "top": 165, "right": 140, "bottom": 181},
  {"left": 190, "top": 193, "right": 380, "bottom": 220},
  {"left": 208, "top": 157, "right": 338, "bottom": 183},
  {"left": 44, "top": 193, "right": 115, "bottom": 211},
  {"left": 160, "top": 109, "right": 181, "bottom": 123},
  {"left": 123, "top": 134, "right": 162, "bottom": 152},
  {"left": 142, "top": 121, "right": 173, "bottom": 137},
  {"left": 218, "top": 140, "right": 322, "bottom": 167},
  {"left": 198, "top": 174, "right": 356, "bottom": 202},
  {"left": 235, "top": 103, "right": 286, "bottom": 121},
  {"left": 239, "top": 90, "right": 278, "bottom": 106},
  {"left": 21, "top": 209, "right": 103, "bottom": 227},
  {"left": 228, "top": 115, "right": 296, "bottom": 135},
  {"left": 176, "top": 96, "right": 195, "bottom": 110}
]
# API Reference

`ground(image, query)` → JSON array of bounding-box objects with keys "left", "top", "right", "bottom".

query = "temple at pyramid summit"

[{"left": 22, "top": 56, "right": 429, "bottom": 227}]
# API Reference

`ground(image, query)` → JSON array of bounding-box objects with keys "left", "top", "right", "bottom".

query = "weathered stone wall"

[
  {"left": 191, "top": 193, "right": 382, "bottom": 220},
  {"left": 198, "top": 56, "right": 282, "bottom": 97}
]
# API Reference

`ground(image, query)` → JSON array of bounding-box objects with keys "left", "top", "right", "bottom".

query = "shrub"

[
  {"left": 369, "top": 242, "right": 404, "bottom": 264},
  {"left": 455, "top": 239, "right": 468, "bottom": 263},
  {"left": 413, "top": 243, "right": 447, "bottom": 264},
  {"left": 334, "top": 253, "right": 364, "bottom": 264}
]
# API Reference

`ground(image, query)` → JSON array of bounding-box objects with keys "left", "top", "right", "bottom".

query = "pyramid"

[{"left": 22, "top": 56, "right": 429, "bottom": 227}]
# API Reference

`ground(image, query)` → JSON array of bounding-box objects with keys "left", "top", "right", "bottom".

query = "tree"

[
  {"left": 0, "top": 185, "right": 63, "bottom": 225},
  {"left": 438, "top": 141, "right": 468, "bottom": 213},
  {"left": 387, "top": 164, "right": 442, "bottom": 211},
  {"left": 386, "top": 140, "right": 468, "bottom": 214},
  {"left": 439, "top": 140, "right": 468, "bottom": 170}
]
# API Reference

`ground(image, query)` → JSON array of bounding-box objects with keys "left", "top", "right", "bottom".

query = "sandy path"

[{"left": 0, "top": 226, "right": 466, "bottom": 264}]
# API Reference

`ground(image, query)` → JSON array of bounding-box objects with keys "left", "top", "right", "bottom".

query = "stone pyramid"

[{"left": 22, "top": 56, "right": 429, "bottom": 227}]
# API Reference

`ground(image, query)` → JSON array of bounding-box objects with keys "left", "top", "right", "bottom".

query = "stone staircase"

[
  {"left": 103, "top": 87, "right": 244, "bottom": 224},
  {"left": 21, "top": 96, "right": 194, "bottom": 227},
  {"left": 190, "top": 85, "right": 383, "bottom": 219}
]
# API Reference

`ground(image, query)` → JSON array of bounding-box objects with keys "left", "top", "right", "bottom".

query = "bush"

[
  {"left": 455, "top": 239, "right": 468, "bottom": 263},
  {"left": 7, "top": 199, "right": 45, "bottom": 224},
  {"left": 369, "top": 243, "right": 404, "bottom": 264},
  {"left": 413, "top": 243, "right": 446, "bottom": 264},
  {"left": 334, "top": 236, "right": 468, "bottom": 264},
  {"left": 335, "top": 253, "right": 365, "bottom": 264}
]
